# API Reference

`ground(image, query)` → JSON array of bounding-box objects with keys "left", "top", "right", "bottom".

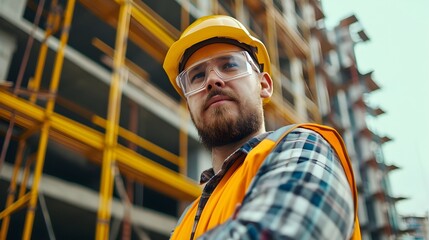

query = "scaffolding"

[{"left": 0, "top": 0, "right": 323, "bottom": 239}]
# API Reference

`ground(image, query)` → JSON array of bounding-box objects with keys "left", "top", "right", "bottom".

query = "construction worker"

[{"left": 163, "top": 15, "right": 361, "bottom": 240}]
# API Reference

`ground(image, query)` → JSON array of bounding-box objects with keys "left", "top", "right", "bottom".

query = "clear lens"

[{"left": 176, "top": 51, "right": 259, "bottom": 97}]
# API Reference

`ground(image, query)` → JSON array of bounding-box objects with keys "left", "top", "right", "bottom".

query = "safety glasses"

[{"left": 176, "top": 51, "right": 260, "bottom": 98}]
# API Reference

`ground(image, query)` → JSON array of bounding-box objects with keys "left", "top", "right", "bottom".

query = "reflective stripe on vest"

[{"left": 170, "top": 123, "right": 361, "bottom": 240}]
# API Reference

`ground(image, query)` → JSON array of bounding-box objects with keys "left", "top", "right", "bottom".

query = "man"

[{"left": 163, "top": 15, "right": 360, "bottom": 240}]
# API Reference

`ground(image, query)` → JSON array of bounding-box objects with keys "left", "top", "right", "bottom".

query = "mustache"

[{"left": 204, "top": 89, "right": 239, "bottom": 105}]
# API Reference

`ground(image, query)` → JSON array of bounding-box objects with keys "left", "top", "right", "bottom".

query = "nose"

[{"left": 205, "top": 69, "right": 225, "bottom": 91}]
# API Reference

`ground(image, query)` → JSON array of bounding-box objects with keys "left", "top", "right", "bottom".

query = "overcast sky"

[{"left": 322, "top": 0, "right": 429, "bottom": 217}]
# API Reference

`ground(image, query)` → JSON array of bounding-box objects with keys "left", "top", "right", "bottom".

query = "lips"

[{"left": 204, "top": 94, "right": 234, "bottom": 110}]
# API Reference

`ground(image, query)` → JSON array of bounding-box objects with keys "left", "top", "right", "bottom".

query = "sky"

[{"left": 322, "top": 0, "right": 429, "bottom": 217}]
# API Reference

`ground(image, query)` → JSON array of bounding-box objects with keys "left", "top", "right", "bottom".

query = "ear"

[{"left": 259, "top": 72, "right": 273, "bottom": 99}]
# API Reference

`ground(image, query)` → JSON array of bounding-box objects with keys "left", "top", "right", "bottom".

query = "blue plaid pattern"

[{"left": 183, "top": 128, "right": 354, "bottom": 240}]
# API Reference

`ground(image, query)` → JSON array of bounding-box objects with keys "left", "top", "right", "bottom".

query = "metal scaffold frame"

[{"left": 0, "top": 0, "right": 201, "bottom": 239}]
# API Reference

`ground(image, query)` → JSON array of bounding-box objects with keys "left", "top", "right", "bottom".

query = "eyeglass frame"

[{"left": 176, "top": 50, "right": 261, "bottom": 98}]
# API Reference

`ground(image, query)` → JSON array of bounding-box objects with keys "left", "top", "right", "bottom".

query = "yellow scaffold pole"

[
  {"left": 0, "top": 140, "right": 26, "bottom": 240},
  {"left": 22, "top": 0, "right": 76, "bottom": 239},
  {"left": 29, "top": 0, "right": 60, "bottom": 103},
  {"left": 95, "top": 1, "right": 131, "bottom": 239}
]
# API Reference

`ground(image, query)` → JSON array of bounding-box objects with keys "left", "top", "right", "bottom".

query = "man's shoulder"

[
  {"left": 269, "top": 124, "right": 327, "bottom": 142},
  {"left": 267, "top": 124, "right": 336, "bottom": 156}
]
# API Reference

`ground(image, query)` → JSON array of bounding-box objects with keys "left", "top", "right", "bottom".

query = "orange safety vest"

[{"left": 171, "top": 123, "right": 361, "bottom": 239}]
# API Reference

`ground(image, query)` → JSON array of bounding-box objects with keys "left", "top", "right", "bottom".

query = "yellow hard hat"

[{"left": 163, "top": 15, "right": 271, "bottom": 99}]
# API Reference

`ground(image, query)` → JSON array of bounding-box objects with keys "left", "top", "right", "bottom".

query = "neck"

[{"left": 211, "top": 127, "right": 266, "bottom": 173}]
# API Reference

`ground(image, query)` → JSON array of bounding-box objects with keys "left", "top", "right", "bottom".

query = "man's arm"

[{"left": 198, "top": 128, "right": 355, "bottom": 240}]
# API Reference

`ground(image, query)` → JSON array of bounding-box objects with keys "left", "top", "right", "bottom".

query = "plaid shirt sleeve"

[{"left": 198, "top": 128, "right": 354, "bottom": 240}]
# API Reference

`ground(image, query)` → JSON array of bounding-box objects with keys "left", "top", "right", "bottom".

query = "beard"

[{"left": 190, "top": 89, "right": 263, "bottom": 150}]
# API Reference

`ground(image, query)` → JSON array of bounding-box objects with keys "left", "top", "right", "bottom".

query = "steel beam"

[{"left": 0, "top": 91, "right": 201, "bottom": 201}]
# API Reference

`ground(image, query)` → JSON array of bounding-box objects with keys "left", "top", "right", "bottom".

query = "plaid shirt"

[{"left": 181, "top": 127, "right": 354, "bottom": 240}]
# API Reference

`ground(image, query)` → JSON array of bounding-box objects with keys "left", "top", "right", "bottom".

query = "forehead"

[{"left": 184, "top": 43, "right": 243, "bottom": 69}]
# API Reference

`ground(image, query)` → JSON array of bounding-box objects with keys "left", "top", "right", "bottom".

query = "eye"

[
  {"left": 187, "top": 63, "right": 206, "bottom": 84},
  {"left": 223, "top": 61, "right": 239, "bottom": 71},
  {"left": 190, "top": 71, "right": 205, "bottom": 84}
]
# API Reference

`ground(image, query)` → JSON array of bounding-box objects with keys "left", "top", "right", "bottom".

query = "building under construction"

[{"left": 0, "top": 0, "right": 404, "bottom": 239}]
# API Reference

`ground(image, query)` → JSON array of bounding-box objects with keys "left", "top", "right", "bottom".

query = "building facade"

[
  {"left": 401, "top": 214, "right": 429, "bottom": 240},
  {"left": 317, "top": 14, "right": 406, "bottom": 240}
]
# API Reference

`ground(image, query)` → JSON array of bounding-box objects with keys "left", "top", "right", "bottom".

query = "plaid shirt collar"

[{"left": 199, "top": 132, "right": 271, "bottom": 184}]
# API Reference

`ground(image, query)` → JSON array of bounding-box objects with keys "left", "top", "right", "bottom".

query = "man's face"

[{"left": 182, "top": 43, "right": 272, "bottom": 149}]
